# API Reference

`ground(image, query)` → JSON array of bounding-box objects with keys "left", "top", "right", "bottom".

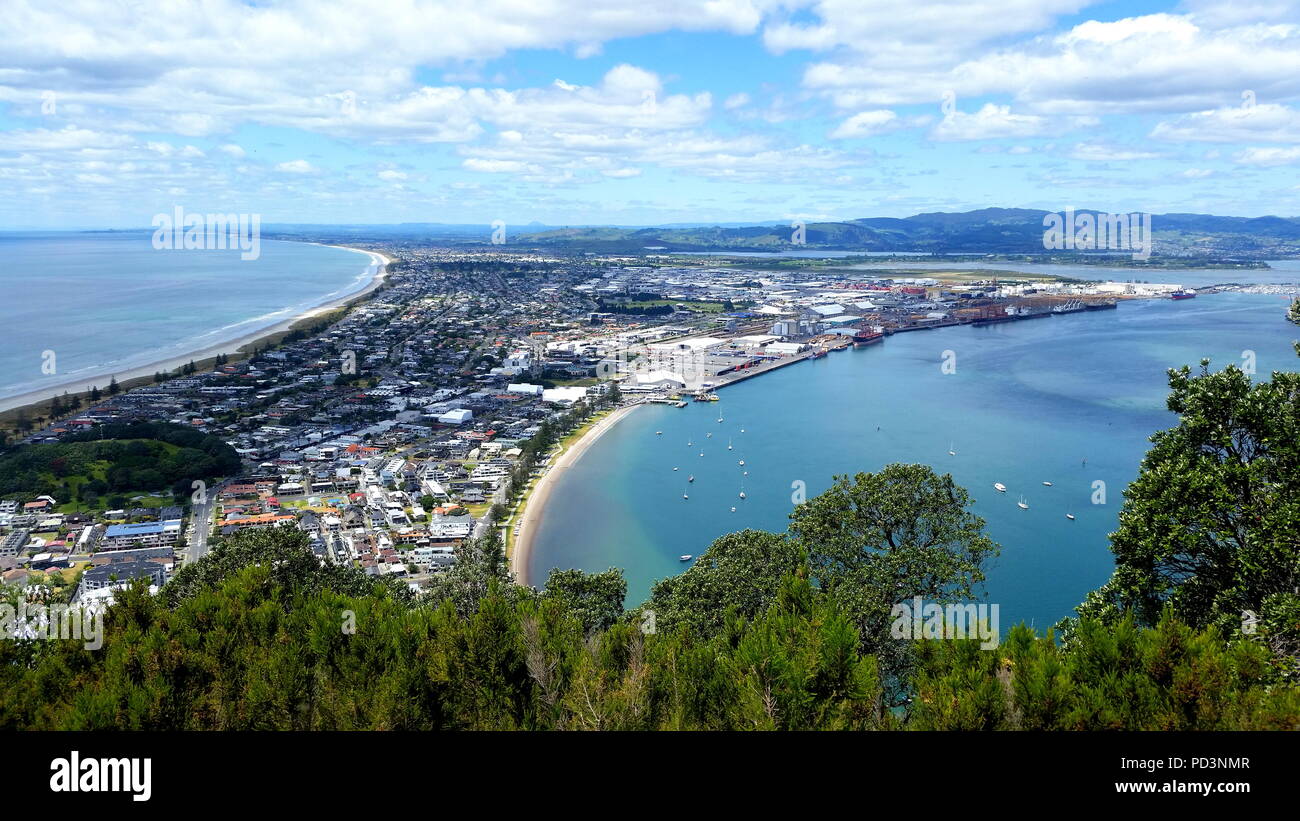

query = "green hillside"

[{"left": 0, "top": 422, "right": 241, "bottom": 510}]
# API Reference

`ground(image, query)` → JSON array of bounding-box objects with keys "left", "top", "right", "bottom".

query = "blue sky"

[{"left": 1, "top": 0, "right": 1298, "bottom": 228}]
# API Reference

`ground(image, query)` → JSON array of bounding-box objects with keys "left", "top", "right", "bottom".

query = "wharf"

[{"left": 713, "top": 349, "right": 817, "bottom": 390}]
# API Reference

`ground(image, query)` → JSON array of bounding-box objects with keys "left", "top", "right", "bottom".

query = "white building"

[
  {"left": 542, "top": 387, "right": 589, "bottom": 405},
  {"left": 438, "top": 408, "right": 473, "bottom": 425},
  {"left": 766, "top": 342, "right": 807, "bottom": 356},
  {"left": 634, "top": 370, "right": 686, "bottom": 390},
  {"left": 505, "top": 350, "right": 533, "bottom": 370}
]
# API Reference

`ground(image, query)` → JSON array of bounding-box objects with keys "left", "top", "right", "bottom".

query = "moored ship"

[
  {"left": 1170, "top": 290, "right": 1197, "bottom": 300},
  {"left": 852, "top": 329, "right": 885, "bottom": 347},
  {"left": 1051, "top": 299, "right": 1086, "bottom": 314},
  {"left": 1083, "top": 298, "right": 1118, "bottom": 310}
]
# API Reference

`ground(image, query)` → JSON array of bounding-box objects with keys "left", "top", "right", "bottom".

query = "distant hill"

[
  {"left": 510, "top": 207, "right": 1300, "bottom": 258},
  {"left": 254, "top": 209, "right": 1300, "bottom": 258}
]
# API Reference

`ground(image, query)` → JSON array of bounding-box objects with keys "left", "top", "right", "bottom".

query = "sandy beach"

[
  {"left": 0, "top": 247, "right": 391, "bottom": 414},
  {"left": 511, "top": 403, "right": 643, "bottom": 586}
]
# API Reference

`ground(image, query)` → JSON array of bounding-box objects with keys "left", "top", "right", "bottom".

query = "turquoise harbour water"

[
  {"left": 528, "top": 291, "right": 1300, "bottom": 630},
  {"left": 0, "top": 231, "right": 375, "bottom": 401}
]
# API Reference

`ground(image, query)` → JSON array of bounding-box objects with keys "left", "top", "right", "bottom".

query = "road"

[{"left": 185, "top": 481, "right": 222, "bottom": 563}]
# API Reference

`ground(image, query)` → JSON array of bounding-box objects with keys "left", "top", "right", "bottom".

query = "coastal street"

[{"left": 186, "top": 481, "right": 221, "bottom": 563}]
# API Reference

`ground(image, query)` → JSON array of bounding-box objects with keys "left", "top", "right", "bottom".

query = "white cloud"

[
  {"left": 275, "top": 159, "right": 316, "bottom": 174},
  {"left": 829, "top": 110, "right": 899, "bottom": 139},
  {"left": 796, "top": 9, "right": 1300, "bottom": 116},
  {"left": 1234, "top": 146, "right": 1300, "bottom": 165},
  {"left": 0, "top": 126, "right": 132, "bottom": 152},
  {"left": 1069, "top": 142, "right": 1161, "bottom": 161},
  {"left": 930, "top": 104, "right": 1050, "bottom": 141},
  {"left": 464, "top": 158, "right": 527, "bottom": 173},
  {"left": 1151, "top": 102, "right": 1300, "bottom": 142}
]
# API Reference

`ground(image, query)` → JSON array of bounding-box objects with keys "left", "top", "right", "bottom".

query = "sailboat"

[{"left": 1017, "top": 495, "right": 1029, "bottom": 510}]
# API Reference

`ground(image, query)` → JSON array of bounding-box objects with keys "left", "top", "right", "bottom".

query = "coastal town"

[{"left": 0, "top": 245, "right": 1242, "bottom": 604}]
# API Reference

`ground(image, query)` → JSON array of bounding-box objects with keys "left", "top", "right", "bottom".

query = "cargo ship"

[
  {"left": 809, "top": 348, "right": 827, "bottom": 359},
  {"left": 1051, "top": 299, "right": 1086, "bottom": 315},
  {"left": 972, "top": 307, "right": 1051, "bottom": 326},
  {"left": 1083, "top": 298, "right": 1118, "bottom": 310},
  {"left": 1170, "top": 290, "right": 1197, "bottom": 300},
  {"left": 852, "top": 329, "right": 884, "bottom": 347}
]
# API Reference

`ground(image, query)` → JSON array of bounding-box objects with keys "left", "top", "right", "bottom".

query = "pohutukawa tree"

[{"left": 1076, "top": 344, "right": 1300, "bottom": 674}]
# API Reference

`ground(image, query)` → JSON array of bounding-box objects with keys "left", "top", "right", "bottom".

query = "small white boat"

[
  {"left": 730, "top": 507, "right": 736, "bottom": 512},
  {"left": 682, "top": 493, "right": 689, "bottom": 500},
  {"left": 994, "top": 483, "right": 1007, "bottom": 492},
  {"left": 742, "top": 471, "right": 748, "bottom": 476},
  {"left": 655, "top": 431, "right": 662, "bottom": 435},
  {"left": 948, "top": 441, "right": 956, "bottom": 456},
  {"left": 740, "top": 428, "right": 745, "bottom": 433},
  {"left": 679, "top": 554, "right": 692, "bottom": 561},
  {"left": 688, "top": 475, "right": 694, "bottom": 482},
  {"left": 1017, "top": 495, "right": 1029, "bottom": 510},
  {"left": 1042, "top": 481, "right": 1052, "bottom": 487},
  {"left": 706, "top": 432, "right": 712, "bottom": 438},
  {"left": 672, "top": 467, "right": 678, "bottom": 471},
  {"left": 727, "top": 438, "right": 733, "bottom": 451},
  {"left": 699, "top": 452, "right": 705, "bottom": 457},
  {"left": 739, "top": 491, "right": 746, "bottom": 499},
  {"left": 738, "top": 459, "right": 745, "bottom": 466},
  {"left": 1066, "top": 513, "right": 1075, "bottom": 520}
]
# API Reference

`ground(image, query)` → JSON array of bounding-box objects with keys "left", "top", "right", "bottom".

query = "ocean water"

[
  {"left": 842, "top": 258, "right": 1300, "bottom": 288},
  {"left": 0, "top": 231, "right": 377, "bottom": 401},
  {"left": 527, "top": 292, "right": 1300, "bottom": 630}
]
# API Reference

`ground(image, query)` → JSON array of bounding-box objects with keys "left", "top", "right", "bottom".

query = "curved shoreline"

[
  {"left": 0, "top": 245, "right": 391, "bottom": 413},
  {"left": 511, "top": 403, "right": 643, "bottom": 587}
]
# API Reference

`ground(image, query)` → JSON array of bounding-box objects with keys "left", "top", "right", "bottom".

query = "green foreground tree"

[{"left": 1076, "top": 346, "right": 1300, "bottom": 675}]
